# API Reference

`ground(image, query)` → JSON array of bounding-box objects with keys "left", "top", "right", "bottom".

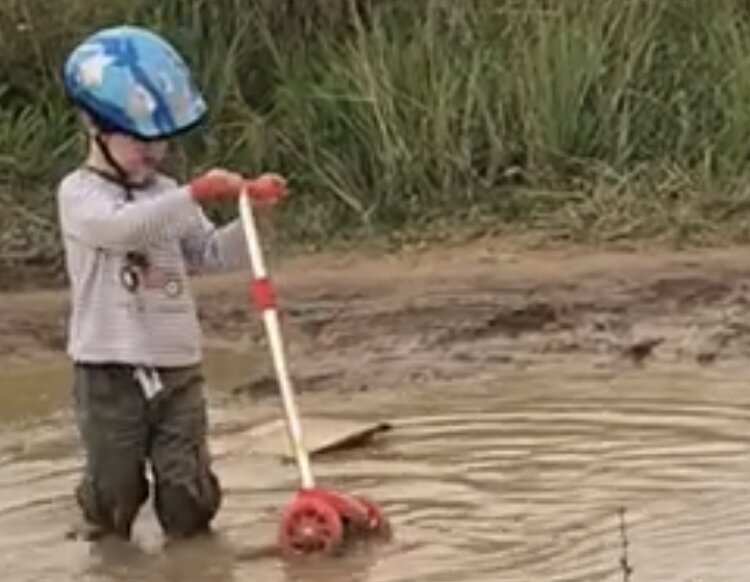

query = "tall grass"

[{"left": 4, "top": 0, "right": 750, "bottom": 282}]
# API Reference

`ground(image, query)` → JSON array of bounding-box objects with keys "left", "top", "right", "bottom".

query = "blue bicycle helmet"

[{"left": 63, "top": 25, "right": 207, "bottom": 140}]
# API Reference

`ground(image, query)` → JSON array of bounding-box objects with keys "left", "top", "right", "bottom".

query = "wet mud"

[{"left": 3, "top": 243, "right": 750, "bottom": 580}]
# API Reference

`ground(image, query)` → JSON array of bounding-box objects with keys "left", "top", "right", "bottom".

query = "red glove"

[{"left": 189, "top": 169, "right": 245, "bottom": 202}]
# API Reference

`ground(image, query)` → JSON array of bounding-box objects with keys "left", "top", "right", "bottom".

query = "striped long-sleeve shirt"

[{"left": 57, "top": 168, "right": 249, "bottom": 367}]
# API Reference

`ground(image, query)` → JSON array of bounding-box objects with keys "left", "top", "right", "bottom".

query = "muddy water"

[{"left": 2, "top": 359, "right": 750, "bottom": 581}]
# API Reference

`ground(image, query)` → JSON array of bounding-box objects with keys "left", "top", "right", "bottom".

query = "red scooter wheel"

[
  {"left": 279, "top": 495, "right": 344, "bottom": 557},
  {"left": 355, "top": 495, "right": 391, "bottom": 537}
]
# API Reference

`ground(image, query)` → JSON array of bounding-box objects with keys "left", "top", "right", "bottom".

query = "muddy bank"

[{"left": 3, "top": 243, "right": 750, "bottom": 391}]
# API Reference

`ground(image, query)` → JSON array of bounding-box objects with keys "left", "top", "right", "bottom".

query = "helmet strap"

[
  {"left": 93, "top": 133, "right": 135, "bottom": 201},
  {"left": 88, "top": 132, "right": 150, "bottom": 271}
]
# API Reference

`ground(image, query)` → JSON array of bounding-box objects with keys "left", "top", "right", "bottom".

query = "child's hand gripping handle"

[{"left": 190, "top": 169, "right": 286, "bottom": 204}]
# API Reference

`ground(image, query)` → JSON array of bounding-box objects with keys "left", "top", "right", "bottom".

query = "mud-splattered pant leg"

[
  {"left": 149, "top": 367, "right": 221, "bottom": 538},
  {"left": 73, "top": 364, "right": 221, "bottom": 539},
  {"left": 73, "top": 364, "right": 149, "bottom": 539}
]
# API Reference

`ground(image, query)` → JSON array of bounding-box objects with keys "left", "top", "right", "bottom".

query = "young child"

[{"left": 58, "top": 25, "right": 284, "bottom": 541}]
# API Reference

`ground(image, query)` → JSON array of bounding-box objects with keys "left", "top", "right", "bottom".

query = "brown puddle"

[
  {"left": 2, "top": 356, "right": 750, "bottom": 581},
  {"left": 5, "top": 245, "right": 750, "bottom": 580}
]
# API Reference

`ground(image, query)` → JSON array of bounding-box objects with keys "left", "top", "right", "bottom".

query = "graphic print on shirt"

[
  {"left": 119, "top": 250, "right": 184, "bottom": 298},
  {"left": 119, "top": 252, "right": 145, "bottom": 292}
]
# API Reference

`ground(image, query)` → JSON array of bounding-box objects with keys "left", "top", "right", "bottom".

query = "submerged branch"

[{"left": 619, "top": 507, "right": 633, "bottom": 582}]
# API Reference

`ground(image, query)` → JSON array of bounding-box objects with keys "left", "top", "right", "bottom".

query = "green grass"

[{"left": 4, "top": 0, "right": 750, "bottom": 280}]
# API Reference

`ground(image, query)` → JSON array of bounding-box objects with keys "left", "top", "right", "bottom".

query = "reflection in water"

[
  {"left": 64, "top": 534, "right": 240, "bottom": 582},
  {"left": 3, "top": 363, "right": 750, "bottom": 580},
  {"left": 278, "top": 545, "right": 380, "bottom": 582}
]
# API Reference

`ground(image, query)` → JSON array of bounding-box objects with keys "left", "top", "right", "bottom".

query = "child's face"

[{"left": 103, "top": 133, "right": 168, "bottom": 184}]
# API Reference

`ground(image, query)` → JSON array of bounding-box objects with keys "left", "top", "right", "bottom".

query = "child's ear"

[{"left": 77, "top": 110, "right": 97, "bottom": 135}]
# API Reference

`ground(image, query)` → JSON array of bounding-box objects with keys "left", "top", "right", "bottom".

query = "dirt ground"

[{"left": 4, "top": 240, "right": 750, "bottom": 389}]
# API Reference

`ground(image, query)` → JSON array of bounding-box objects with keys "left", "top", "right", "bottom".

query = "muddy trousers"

[{"left": 73, "top": 363, "right": 221, "bottom": 540}]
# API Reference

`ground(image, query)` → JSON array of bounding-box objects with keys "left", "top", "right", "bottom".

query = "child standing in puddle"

[{"left": 58, "top": 25, "right": 284, "bottom": 540}]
